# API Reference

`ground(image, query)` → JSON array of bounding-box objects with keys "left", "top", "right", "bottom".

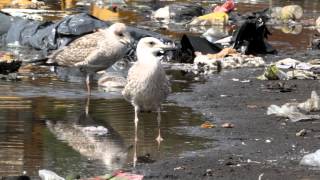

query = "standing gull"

[
  {"left": 48, "top": 23, "right": 133, "bottom": 95},
  {"left": 122, "top": 37, "right": 174, "bottom": 165}
]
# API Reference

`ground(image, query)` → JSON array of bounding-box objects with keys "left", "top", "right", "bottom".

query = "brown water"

[{"left": 1, "top": 0, "right": 320, "bottom": 178}]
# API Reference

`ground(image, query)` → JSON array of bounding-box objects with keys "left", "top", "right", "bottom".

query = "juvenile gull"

[
  {"left": 48, "top": 22, "right": 133, "bottom": 95},
  {"left": 122, "top": 37, "right": 174, "bottom": 166}
]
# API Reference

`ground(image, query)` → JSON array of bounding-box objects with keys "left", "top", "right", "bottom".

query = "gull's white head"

[
  {"left": 136, "top": 37, "right": 174, "bottom": 63},
  {"left": 106, "top": 23, "right": 133, "bottom": 45}
]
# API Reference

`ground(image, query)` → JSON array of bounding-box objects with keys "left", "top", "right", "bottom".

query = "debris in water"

[{"left": 201, "top": 121, "right": 215, "bottom": 128}]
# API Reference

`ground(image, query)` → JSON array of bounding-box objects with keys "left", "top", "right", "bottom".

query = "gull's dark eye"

[
  {"left": 149, "top": 41, "right": 155, "bottom": 46},
  {"left": 118, "top": 32, "right": 124, "bottom": 37}
]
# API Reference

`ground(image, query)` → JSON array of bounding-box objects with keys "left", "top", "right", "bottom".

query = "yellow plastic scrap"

[
  {"left": 201, "top": 121, "right": 216, "bottom": 128},
  {"left": 280, "top": 5, "right": 303, "bottom": 21},
  {"left": 0, "top": 52, "right": 14, "bottom": 63},
  {"left": 198, "top": 12, "right": 229, "bottom": 25}
]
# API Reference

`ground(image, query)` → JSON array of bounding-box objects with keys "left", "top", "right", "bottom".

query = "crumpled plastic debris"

[
  {"left": 275, "top": 58, "right": 311, "bottom": 70},
  {"left": 300, "top": 149, "right": 320, "bottom": 167},
  {"left": 82, "top": 126, "right": 109, "bottom": 136},
  {"left": 270, "top": 5, "right": 303, "bottom": 22},
  {"left": 213, "top": 0, "right": 235, "bottom": 13},
  {"left": 194, "top": 50, "right": 265, "bottom": 74},
  {"left": 298, "top": 91, "right": 320, "bottom": 112},
  {"left": 152, "top": 3, "right": 204, "bottom": 22},
  {"left": 201, "top": 121, "right": 215, "bottom": 128},
  {"left": 39, "top": 169, "right": 65, "bottom": 180},
  {"left": 189, "top": 12, "right": 229, "bottom": 26},
  {"left": 267, "top": 91, "right": 320, "bottom": 122}
]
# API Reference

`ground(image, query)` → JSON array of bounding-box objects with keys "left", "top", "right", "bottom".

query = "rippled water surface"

[{"left": 1, "top": 0, "right": 320, "bottom": 178}]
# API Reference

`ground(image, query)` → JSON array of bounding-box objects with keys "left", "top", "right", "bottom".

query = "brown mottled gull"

[
  {"left": 122, "top": 37, "right": 174, "bottom": 166},
  {"left": 48, "top": 22, "right": 133, "bottom": 95}
]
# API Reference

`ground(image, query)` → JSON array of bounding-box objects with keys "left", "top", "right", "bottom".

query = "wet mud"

[{"left": 138, "top": 65, "right": 320, "bottom": 180}]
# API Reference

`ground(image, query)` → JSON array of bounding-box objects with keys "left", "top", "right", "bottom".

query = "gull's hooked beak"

[
  {"left": 154, "top": 43, "right": 177, "bottom": 57},
  {"left": 158, "top": 43, "right": 177, "bottom": 52}
]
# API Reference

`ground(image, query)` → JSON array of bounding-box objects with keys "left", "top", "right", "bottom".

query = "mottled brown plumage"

[{"left": 48, "top": 23, "right": 133, "bottom": 94}]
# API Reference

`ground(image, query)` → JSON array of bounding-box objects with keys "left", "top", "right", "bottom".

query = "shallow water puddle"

[
  {"left": 0, "top": 77, "right": 208, "bottom": 178},
  {"left": 1, "top": 0, "right": 320, "bottom": 178}
]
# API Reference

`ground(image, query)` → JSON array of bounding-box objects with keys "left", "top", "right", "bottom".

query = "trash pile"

[
  {"left": 193, "top": 48, "right": 265, "bottom": 74},
  {"left": 267, "top": 91, "right": 320, "bottom": 122}
]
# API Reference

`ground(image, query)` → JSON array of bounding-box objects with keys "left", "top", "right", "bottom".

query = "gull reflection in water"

[{"left": 46, "top": 98, "right": 128, "bottom": 171}]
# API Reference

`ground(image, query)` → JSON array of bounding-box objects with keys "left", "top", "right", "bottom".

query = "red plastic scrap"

[
  {"left": 214, "top": 0, "right": 235, "bottom": 13},
  {"left": 83, "top": 170, "right": 143, "bottom": 180}
]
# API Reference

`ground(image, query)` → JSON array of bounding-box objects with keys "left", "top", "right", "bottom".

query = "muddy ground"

[{"left": 135, "top": 53, "right": 320, "bottom": 180}]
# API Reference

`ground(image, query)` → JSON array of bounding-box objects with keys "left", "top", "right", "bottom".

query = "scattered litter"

[
  {"left": 39, "top": 169, "right": 65, "bottom": 180},
  {"left": 257, "top": 65, "right": 288, "bottom": 80},
  {"left": 300, "top": 149, "right": 320, "bottom": 167},
  {"left": 220, "top": 94, "right": 227, "bottom": 97},
  {"left": 174, "top": 166, "right": 185, "bottom": 171},
  {"left": 247, "top": 159, "right": 261, "bottom": 164},
  {"left": 221, "top": 122, "right": 234, "bottom": 128},
  {"left": 298, "top": 91, "right": 320, "bottom": 112},
  {"left": 82, "top": 126, "right": 108, "bottom": 136},
  {"left": 265, "top": 139, "right": 272, "bottom": 143},
  {"left": 267, "top": 91, "right": 320, "bottom": 122},
  {"left": 201, "top": 121, "right": 215, "bottom": 128},
  {"left": 275, "top": 58, "right": 311, "bottom": 70},
  {"left": 296, "top": 129, "right": 307, "bottom": 137}
]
